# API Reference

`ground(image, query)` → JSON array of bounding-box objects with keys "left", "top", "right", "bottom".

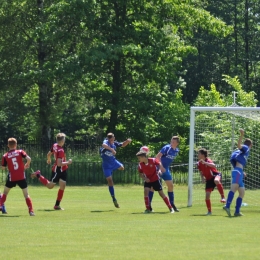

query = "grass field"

[{"left": 1, "top": 185, "right": 260, "bottom": 260}]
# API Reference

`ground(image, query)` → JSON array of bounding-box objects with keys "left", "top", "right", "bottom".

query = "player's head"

[
  {"left": 136, "top": 151, "right": 148, "bottom": 162},
  {"left": 170, "top": 136, "right": 180, "bottom": 148},
  {"left": 244, "top": 138, "right": 253, "bottom": 148},
  {"left": 107, "top": 133, "right": 115, "bottom": 142},
  {"left": 7, "top": 138, "right": 17, "bottom": 149},
  {"left": 56, "top": 133, "right": 66, "bottom": 146},
  {"left": 198, "top": 148, "right": 208, "bottom": 159}
]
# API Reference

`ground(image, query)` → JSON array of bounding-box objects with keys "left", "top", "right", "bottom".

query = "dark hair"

[
  {"left": 244, "top": 138, "right": 252, "bottom": 147},
  {"left": 136, "top": 151, "right": 148, "bottom": 157},
  {"left": 198, "top": 148, "right": 208, "bottom": 157},
  {"left": 171, "top": 136, "right": 180, "bottom": 143}
]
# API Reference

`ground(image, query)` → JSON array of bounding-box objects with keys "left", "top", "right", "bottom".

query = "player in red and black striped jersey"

[
  {"left": 31, "top": 133, "right": 72, "bottom": 210},
  {"left": 1, "top": 138, "right": 35, "bottom": 216},
  {"left": 197, "top": 148, "right": 226, "bottom": 215},
  {"left": 136, "top": 151, "right": 174, "bottom": 213}
]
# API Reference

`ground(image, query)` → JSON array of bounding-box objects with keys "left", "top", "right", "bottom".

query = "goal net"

[{"left": 188, "top": 106, "right": 260, "bottom": 207}]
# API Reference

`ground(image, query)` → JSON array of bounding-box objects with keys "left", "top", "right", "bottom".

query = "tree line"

[{"left": 0, "top": 0, "right": 259, "bottom": 161}]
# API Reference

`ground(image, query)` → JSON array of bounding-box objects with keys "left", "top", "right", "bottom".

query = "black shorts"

[
  {"left": 205, "top": 172, "right": 222, "bottom": 191},
  {"left": 50, "top": 168, "right": 67, "bottom": 183},
  {"left": 5, "top": 174, "right": 28, "bottom": 189},
  {"left": 144, "top": 179, "right": 163, "bottom": 191}
]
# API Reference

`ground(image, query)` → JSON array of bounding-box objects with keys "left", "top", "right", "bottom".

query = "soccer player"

[
  {"left": 223, "top": 129, "right": 252, "bottom": 217},
  {"left": 148, "top": 136, "right": 180, "bottom": 212},
  {"left": 136, "top": 150, "right": 174, "bottom": 213},
  {"left": 197, "top": 148, "right": 226, "bottom": 215},
  {"left": 1, "top": 138, "right": 35, "bottom": 216},
  {"left": 100, "top": 133, "right": 131, "bottom": 208},
  {"left": 31, "top": 133, "right": 72, "bottom": 210}
]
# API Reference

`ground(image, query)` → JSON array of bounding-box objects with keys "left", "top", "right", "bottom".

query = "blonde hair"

[
  {"left": 171, "top": 136, "right": 180, "bottom": 143},
  {"left": 56, "top": 133, "right": 66, "bottom": 142}
]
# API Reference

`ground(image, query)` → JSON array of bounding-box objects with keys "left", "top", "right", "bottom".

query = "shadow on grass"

[
  {"left": 90, "top": 210, "right": 115, "bottom": 213},
  {"left": 191, "top": 214, "right": 222, "bottom": 217},
  {"left": 131, "top": 212, "right": 171, "bottom": 215},
  {"left": 0, "top": 215, "right": 20, "bottom": 217},
  {"left": 37, "top": 209, "right": 59, "bottom": 212}
]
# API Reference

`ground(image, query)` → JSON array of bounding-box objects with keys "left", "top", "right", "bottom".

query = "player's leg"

[
  {"left": 144, "top": 185, "right": 152, "bottom": 213},
  {"left": 156, "top": 180, "right": 174, "bottom": 213},
  {"left": 148, "top": 188, "right": 154, "bottom": 211},
  {"left": 205, "top": 189, "right": 212, "bottom": 215},
  {"left": 0, "top": 175, "right": 14, "bottom": 213},
  {"left": 31, "top": 170, "right": 52, "bottom": 187},
  {"left": 53, "top": 170, "right": 67, "bottom": 210},
  {"left": 234, "top": 180, "right": 245, "bottom": 217},
  {"left": 20, "top": 180, "right": 35, "bottom": 216},
  {"left": 214, "top": 174, "right": 225, "bottom": 203},
  {"left": 0, "top": 192, "right": 7, "bottom": 214}
]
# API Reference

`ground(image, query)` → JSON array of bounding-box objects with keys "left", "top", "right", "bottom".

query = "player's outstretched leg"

[
  {"left": 31, "top": 170, "right": 50, "bottom": 186},
  {"left": 0, "top": 194, "right": 7, "bottom": 214}
]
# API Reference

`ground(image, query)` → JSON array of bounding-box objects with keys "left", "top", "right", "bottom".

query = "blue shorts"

[
  {"left": 102, "top": 160, "right": 123, "bottom": 178},
  {"left": 160, "top": 168, "right": 172, "bottom": 181},
  {"left": 231, "top": 167, "right": 244, "bottom": 188}
]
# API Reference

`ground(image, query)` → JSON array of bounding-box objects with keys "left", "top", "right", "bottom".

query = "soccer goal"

[{"left": 188, "top": 106, "right": 260, "bottom": 207}]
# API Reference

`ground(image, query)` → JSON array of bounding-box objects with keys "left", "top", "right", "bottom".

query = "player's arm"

[
  {"left": 121, "top": 138, "right": 131, "bottom": 147},
  {"left": 199, "top": 159, "right": 216, "bottom": 168},
  {"left": 237, "top": 128, "right": 244, "bottom": 150},
  {"left": 102, "top": 143, "right": 116, "bottom": 154},
  {"left": 138, "top": 166, "right": 150, "bottom": 182},
  {"left": 155, "top": 152, "right": 163, "bottom": 162},
  {"left": 199, "top": 171, "right": 206, "bottom": 183},
  {"left": 57, "top": 158, "right": 72, "bottom": 167},
  {"left": 47, "top": 151, "right": 53, "bottom": 164},
  {"left": 158, "top": 162, "right": 166, "bottom": 173},
  {"left": 24, "top": 155, "right": 31, "bottom": 169}
]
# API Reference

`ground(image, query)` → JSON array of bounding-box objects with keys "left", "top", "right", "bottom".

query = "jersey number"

[{"left": 12, "top": 158, "right": 19, "bottom": 170}]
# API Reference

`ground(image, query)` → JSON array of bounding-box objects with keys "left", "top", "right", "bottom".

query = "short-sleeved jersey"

[
  {"left": 50, "top": 143, "right": 68, "bottom": 172},
  {"left": 159, "top": 144, "right": 179, "bottom": 168},
  {"left": 1, "top": 149, "right": 27, "bottom": 181},
  {"left": 197, "top": 158, "right": 219, "bottom": 181},
  {"left": 138, "top": 158, "right": 160, "bottom": 182},
  {"left": 230, "top": 145, "right": 250, "bottom": 168},
  {"left": 100, "top": 139, "right": 122, "bottom": 165}
]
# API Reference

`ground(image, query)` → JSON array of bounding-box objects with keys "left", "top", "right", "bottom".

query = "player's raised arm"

[
  {"left": 155, "top": 152, "right": 163, "bottom": 162},
  {"left": 24, "top": 155, "right": 31, "bottom": 169},
  {"left": 122, "top": 138, "right": 131, "bottom": 147},
  {"left": 237, "top": 128, "right": 244, "bottom": 149}
]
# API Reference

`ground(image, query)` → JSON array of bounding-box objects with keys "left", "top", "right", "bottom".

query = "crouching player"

[
  {"left": 136, "top": 150, "right": 174, "bottom": 214},
  {"left": 197, "top": 148, "right": 226, "bottom": 215}
]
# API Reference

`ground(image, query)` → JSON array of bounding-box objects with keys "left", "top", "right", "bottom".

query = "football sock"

[
  {"left": 216, "top": 183, "right": 225, "bottom": 198},
  {"left": 55, "top": 189, "right": 64, "bottom": 206},
  {"left": 163, "top": 197, "right": 172, "bottom": 209},
  {"left": 109, "top": 186, "right": 116, "bottom": 201},
  {"left": 205, "top": 199, "right": 211, "bottom": 212},
  {"left": 226, "top": 191, "right": 234, "bottom": 208},
  {"left": 37, "top": 175, "right": 49, "bottom": 186},
  {"left": 168, "top": 191, "right": 174, "bottom": 206},
  {"left": 1, "top": 194, "right": 7, "bottom": 205},
  {"left": 144, "top": 196, "right": 150, "bottom": 210},
  {"left": 25, "top": 197, "right": 33, "bottom": 212},
  {"left": 148, "top": 191, "right": 154, "bottom": 205},
  {"left": 235, "top": 197, "right": 243, "bottom": 213}
]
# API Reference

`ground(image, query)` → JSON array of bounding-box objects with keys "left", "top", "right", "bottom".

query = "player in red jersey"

[
  {"left": 197, "top": 148, "right": 226, "bottom": 215},
  {"left": 136, "top": 150, "right": 174, "bottom": 213},
  {"left": 1, "top": 138, "right": 35, "bottom": 216},
  {"left": 31, "top": 133, "right": 72, "bottom": 210}
]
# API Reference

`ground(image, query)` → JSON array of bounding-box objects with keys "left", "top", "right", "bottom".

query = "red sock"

[
  {"left": 39, "top": 175, "right": 49, "bottom": 186},
  {"left": 144, "top": 196, "right": 150, "bottom": 210},
  {"left": 217, "top": 183, "right": 225, "bottom": 198},
  {"left": 26, "top": 197, "right": 33, "bottom": 212},
  {"left": 163, "top": 197, "right": 172, "bottom": 209},
  {"left": 1, "top": 194, "right": 7, "bottom": 205},
  {"left": 205, "top": 199, "right": 211, "bottom": 212},
  {"left": 57, "top": 189, "right": 64, "bottom": 202}
]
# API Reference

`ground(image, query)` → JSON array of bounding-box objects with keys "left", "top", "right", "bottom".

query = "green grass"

[{"left": 1, "top": 185, "right": 260, "bottom": 260}]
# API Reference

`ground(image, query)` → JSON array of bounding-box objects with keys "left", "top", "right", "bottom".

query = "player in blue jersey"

[
  {"left": 223, "top": 129, "right": 253, "bottom": 217},
  {"left": 100, "top": 133, "right": 131, "bottom": 208},
  {"left": 148, "top": 136, "right": 180, "bottom": 212}
]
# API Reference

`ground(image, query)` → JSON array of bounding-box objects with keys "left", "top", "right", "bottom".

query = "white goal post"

[{"left": 188, "top": 106, "right": 260, "bottom": 207}]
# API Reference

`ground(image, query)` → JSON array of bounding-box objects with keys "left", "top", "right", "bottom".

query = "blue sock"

[
  {"left": 226, "top": 191, "right": 235, "bottom": 209},
  {"left": 149, "top": 191, "right": 154, "bottom": 206},
  {"left": 2, "top": 204, "right": 6, "bottom": 213},
  {"left": 168, "top": 192, "right": 174, "bottom": 206},
  {"left": 108, "top": 186, "right": 116, "bottom": 201},
  {"left": 235, "top": 197, "right": 242, "bottom": 213}
]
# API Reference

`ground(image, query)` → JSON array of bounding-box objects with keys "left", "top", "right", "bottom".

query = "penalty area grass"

[{"left": 0, "top": 185, "right": 260, "bottom": 260}]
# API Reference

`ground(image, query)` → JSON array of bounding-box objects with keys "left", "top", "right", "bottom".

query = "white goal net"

[{"left": 188, "top": 106, "right": 260, "bottom": 207}]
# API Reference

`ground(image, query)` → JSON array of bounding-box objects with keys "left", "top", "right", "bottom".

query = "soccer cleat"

[
  {"left": 169, "top": 208, "right": 175, "bottom": 214},
  {"left": 29, "top": 211, "right": 35, "bottom": 216},
  {"left": 172, "top": 204, "right": 180, "bottom": 212},
  {"left": 205, "top": 211, "right": 212, "bottom": 216},
  {"left": 234, "top": 212, "right": 244, "bottom": 217},
  {"left": 31, "top": 170, "right": 40, "bottom": 179},
  {"left": 2, "top": 205, "right": 7, "bottom": 214},
  {"left": 150, "top": 207, "right": 154, "bottom": 213},
  {"left": 223, "top": 206, "right": 231, "bottom": 217},
  {"left": 54, "top": 205, "right": 64, "bottom": 210},
  {"left": 113, "top": 200, "right": 120, "bottom": 208},
  {"left": 144, "top": 209, "right": 152, "bottom": 214},
  {"left": 220, "top": 198, "right": 226, "bottom": 203}
]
